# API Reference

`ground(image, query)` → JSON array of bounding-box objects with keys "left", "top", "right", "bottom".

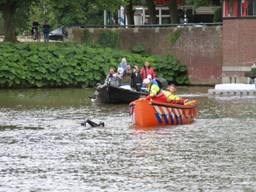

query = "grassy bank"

[{"left": 0, "top": 43, "right": 188, "bottom": 88}]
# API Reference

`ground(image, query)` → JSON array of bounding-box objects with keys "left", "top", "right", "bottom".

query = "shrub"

[
  {"left": 167, "top": 29, "right": 181, "bottom": 46},
  {"left": 83, "top": 30, "right": 92, "bottom": 45},
  {"left": 0, "top": 43, "right": 189, "bottom": 88},
  {"left": 213, "top": 7, "right": 222, "bottom": 22},
  {"left": 131, "top": 43, "right": 145, "bottom": 55},
  {"left": 0, "top": 13, "right": 3, "bottom": 35}
]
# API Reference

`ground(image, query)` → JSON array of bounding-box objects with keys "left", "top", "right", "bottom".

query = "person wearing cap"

[
  {"left": 116, "top": 67, "right": 124, "bottom": 78},
  {"left": 140, "top": 61, "right": 156, "bottom": 80},
  {"left": 147, "top": 74, "right": 159, "bottom": 87},
  {"left": 143, "top": 78, "right": 163, "bottom": 101}
]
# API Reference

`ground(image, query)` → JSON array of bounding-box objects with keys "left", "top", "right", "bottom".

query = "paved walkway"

[{"left": 0, "top": 36, "right": 62, "bottom": 42}]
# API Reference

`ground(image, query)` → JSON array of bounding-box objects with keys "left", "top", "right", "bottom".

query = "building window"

[
  {"left": 218, "top": 0, "right": 256, "bottom": 18},
  {"left": 228, "top": 0, "right": 234, "bottom": 16},
  {"left": 247, "top": 0, "right": 256, "bottom": 15},
  {"left": 162, "top": 17, "right": 171, "bottom": 24}
]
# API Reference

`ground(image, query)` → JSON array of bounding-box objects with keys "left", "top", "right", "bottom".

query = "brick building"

[{"left": 222, "top": 0, "right": 256, "bottom": 83}]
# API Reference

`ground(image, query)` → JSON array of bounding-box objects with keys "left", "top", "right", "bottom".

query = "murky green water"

[{"left": 0, "top": 87, "right": 255, "bottom": 192}]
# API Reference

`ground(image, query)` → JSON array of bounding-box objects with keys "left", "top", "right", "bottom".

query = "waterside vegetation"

[{"left": 0, "top": 43, "right": 188, "bottom": 88}]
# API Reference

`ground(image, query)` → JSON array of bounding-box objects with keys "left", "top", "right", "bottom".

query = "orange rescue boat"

[{"left": 129, "top": 98, "right": 198, "bottom": 127}]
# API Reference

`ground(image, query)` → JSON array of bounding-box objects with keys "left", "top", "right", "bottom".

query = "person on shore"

[
  {"left": 42, "top": 21, "right": 51, "bottom": 42},
  {"left": 140, "top": 61, "right": 156, "bottom": 80},
  {"left": 31, "top": 20, "right": 40, "bottom": 41},
  {"left": 118, "top": 58, "right": 128, "bottom": 72},
  {"left": 131, "top": 65, "right": 143, "bottom": 91}
]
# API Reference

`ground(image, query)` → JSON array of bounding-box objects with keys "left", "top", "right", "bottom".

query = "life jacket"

[
  {"left": 162, "top": 90, "right": 185, "bottom": 104},
  {"left": 148, "top": 83, "right": 160, "bottom": 97},
  {"left": 162, "top": 90, "right": 180, "bottom": 101}
]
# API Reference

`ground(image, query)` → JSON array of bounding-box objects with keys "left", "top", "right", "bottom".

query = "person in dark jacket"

[
  {"left": 131, "top": 65, "right": 142, "bottom": 91},
  {"left": 42, "top": 20, "right": 51, "bottom": 42},
  {"left": 31, "top": 20, "right": 40, "bottom": 41}
]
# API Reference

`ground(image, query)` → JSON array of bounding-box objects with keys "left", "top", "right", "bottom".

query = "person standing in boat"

[
  {"left": 131, "top": 65, "right": 143, "bottom": 91},
  {"left": 140, "top": 61, "right": 156, "bottom": 80},
  {"left": 104, "top": 67, "right": 121, "bottom": 87},
  {"left": 105, "top": 68, "right": 116, "bottom": 84},
  {"left": 121, "top": 64, "right": 132, "bottom": 85},
  {"left": 118, "top": 58, "right": 128, "bottom": 72}
]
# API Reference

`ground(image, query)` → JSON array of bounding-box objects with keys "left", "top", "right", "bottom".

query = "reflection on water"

[{"left": 0, "top": 87, "right": 256, "bottom": 192}]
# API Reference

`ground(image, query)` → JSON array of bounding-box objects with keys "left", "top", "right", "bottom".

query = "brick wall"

[
  {"left": 223, "top": 18, "right": 256, "bottom": 83},
  {"left": 67, "top": 26, "right": 223, "bottom": 85}
]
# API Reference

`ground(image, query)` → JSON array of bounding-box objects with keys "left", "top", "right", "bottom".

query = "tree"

[
  {"left": 0, "top": 0, "right": 34, "bottom": 42},
  {"left": 47, "top": 0, "right": 128, "bottom": 26},
  {"left": 185, "top": 0, "right": 212, "bottom": 7},
  {"left": 0, "top": 0, "right": 129, "bottom": 42},
  {"left": 0, "top": 13, "right": 3, "bottom": 34},
  {"left": 145, "top": 0, "right": 158, "bottom": 24},
  {"left": 125, "top": 0, "right": 135, "bottom": 26},
  {"left": 168, "top": 0, "right": 179, "bottom": 24}
]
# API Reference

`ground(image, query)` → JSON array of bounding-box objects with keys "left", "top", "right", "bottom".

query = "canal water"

[{"left": 0, "top": 87, "right": 255, "bottom": 192}]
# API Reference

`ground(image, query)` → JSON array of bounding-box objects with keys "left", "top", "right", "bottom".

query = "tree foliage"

[
  {"left": 185, "top": 0, "right": 212, "bottom": 7},
  {"left": 0, "top": 0, "right": 35, "bottom": 41},
  {"left": 145, "top": 0, "right": 158, "bottom": 24},
  {"left": 44, "top": 0, "right": 127, "bottom": 26},
  {"left": 0, "top": 13, "right": 3, "bottom": 34},
  {"left": 125, "top": 0, "right": 135, "bottom": 25},
  {"left": 0, "top": 0, "right": 128, "bottom": 42},
  {"left": 0, "top": 0, "right": 216, "bottom": 42},
  {"left": 27, "top": 0, "right": 128, "bottom": 29},
  {"left": 168, "top": 0, "right": 179, "bottom": 24}
]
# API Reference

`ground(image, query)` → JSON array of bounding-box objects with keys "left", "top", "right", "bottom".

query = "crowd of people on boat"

[
  {"left": 104, "top": 58, "right": 187, "bottom": 105},
  {"left": 105, "top": 58, "right": 156, "bottom": 90}
]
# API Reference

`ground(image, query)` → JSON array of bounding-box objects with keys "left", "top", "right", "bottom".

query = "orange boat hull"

[{"left": 130, "top": 99, "right": 198, "bottom": 127}]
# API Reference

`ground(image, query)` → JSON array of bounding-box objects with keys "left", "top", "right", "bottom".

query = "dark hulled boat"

[
  {"left": 96, "top": 84, "right": 147, "bottom": 104},
  {"left": 95, "top": 77, "right": 168, "bottom": 104}
]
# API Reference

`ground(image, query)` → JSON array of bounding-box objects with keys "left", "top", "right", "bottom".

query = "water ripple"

[{"left": 0, "top": 88, "right": 255, "bottom": 192}]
